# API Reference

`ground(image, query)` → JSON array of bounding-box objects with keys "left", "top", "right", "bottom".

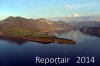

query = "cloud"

[
  {"left": 73, "top": 13, "right": 80, "bottom": 17},
  {"left": 67, "top": 13, "right": 80, "bottom": 17},
  {"left": 64, "top": 4, "right": 73, "bottom": 9}
]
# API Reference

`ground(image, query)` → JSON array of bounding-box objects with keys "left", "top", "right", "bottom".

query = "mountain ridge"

[{"left": 0, "top": 16, "right": 71, "bottom": 36}]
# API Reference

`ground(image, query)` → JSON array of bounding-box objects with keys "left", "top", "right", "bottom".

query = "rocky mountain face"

[{"left": 0, "top": 16, "right": 70, "bottom": 35}]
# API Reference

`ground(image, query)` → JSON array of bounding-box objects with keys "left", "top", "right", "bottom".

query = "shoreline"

[{"left": 0, "top": 34, "right": 76, "bottom": 44}]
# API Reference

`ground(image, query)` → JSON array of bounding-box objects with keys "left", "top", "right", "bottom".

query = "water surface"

[{"left": 0, "top": 30, "right": 100, "bottom": 66}]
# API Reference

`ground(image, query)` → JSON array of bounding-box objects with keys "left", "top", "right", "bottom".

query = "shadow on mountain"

[{"left": 79, "top": 27, "right": 100, "bottom": 38}]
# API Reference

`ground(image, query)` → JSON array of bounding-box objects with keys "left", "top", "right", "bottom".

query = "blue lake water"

[{"left": 0, "top": 30, "right": 100, "bottom": 66}]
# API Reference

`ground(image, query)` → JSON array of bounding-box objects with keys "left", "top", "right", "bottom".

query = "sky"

[{"left": 0, "top": 0, "right": 100, "bottom": 20}]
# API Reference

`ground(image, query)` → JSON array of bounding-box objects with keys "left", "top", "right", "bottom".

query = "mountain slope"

[{"left": 0, "top": 16, "right": 70, "bottom": 36}]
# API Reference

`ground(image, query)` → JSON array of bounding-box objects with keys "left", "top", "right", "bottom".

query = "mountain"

[
  {"left": 48, "top": 16, "right": 100, "bottom": 29},
  {"left": 69, "top": 21, "right": 100, "bottom": 29},
  {"left": 0, "top": 16, "right": 70, "bottom": 36},
  {"left": 79, "top": 27, "right": 100, "bottom": 37}
]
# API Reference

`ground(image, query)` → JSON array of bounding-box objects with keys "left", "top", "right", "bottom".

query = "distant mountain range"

[
  {"left": 0, "top": 16, "right": 100, "bottom": 35},
  {"left": 49, "top": 16, "right": 100, "bottom": 22},
  {"left": 0, "top": 16, "right": 70, "bottom": 35},
  {"left": 48, "top": 16, "right": 100, "bottom": 29},
  {"left": 69, "top": 21, "right": 100, "bottom": 29}
]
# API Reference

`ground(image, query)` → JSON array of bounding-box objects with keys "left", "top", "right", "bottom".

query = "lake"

[{"left": 0, "top": 30, "right": 100, "bottom": 66}]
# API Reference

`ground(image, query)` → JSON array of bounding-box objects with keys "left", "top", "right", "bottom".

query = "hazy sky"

[{"left": 0, "top": 0, "right": 100, "bottom": 20}]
